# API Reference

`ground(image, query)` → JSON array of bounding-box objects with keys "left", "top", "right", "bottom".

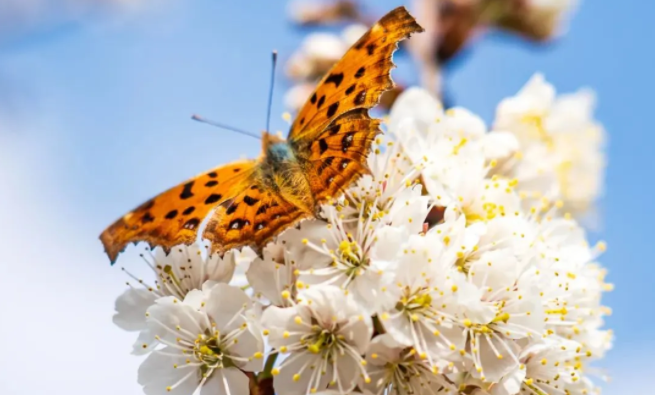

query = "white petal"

[
  {"left": 146, "top": 297, "right": 206, "bottom": 343},
  {"left": 139, "top": 349, "right": 199, "bottom": 395},
  {"left": 201, "top": 368, "right": 249, "bottom": 395},
  {"left": 131, "top": 327, "right": 158, "bottom": 355},
  {"left": 492, "top": 366, "right": 526, "bottom": 395},
  {"left": 372, "top": 225, "right": 406, "bottom": 261},
  {"left": 480, "top": 131, "right": 519, "bottom": 160},
  {"left": 113, "top": 288, "right": 157, "bottom": 331},
  {"left": 329, "top": 351, "right": 361, "bottom": 393},
  {"left": 246, "top": 251, "right": 292, "bottom": 306},
  {"left": 205, "top": 284, "right": 250, "bottom": 333},
  {"left": 205, "top": 251, "right": 237, "bottom": 284},
  {"left": 228, "top": 326, "right": 264, "bottom": 372},
  {"left": 366, "top": 334, "right": 404, "bottom": 365},
  {"left": 477, "top": 336, "right": 519, "bottom": 382},
  {"left": 274, "top": 352, "right": 329, "bottom": 395},
  {"left": 261, "top": 305, "right": 302, "bottom": 348},
  {"left": 341, "top": 315, "right": 373, "bottom": 354},
  {"left": 389, "top": 87, "right": 443, "bottom": 133}
]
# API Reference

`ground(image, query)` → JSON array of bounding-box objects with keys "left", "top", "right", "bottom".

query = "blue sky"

[{"left": 0, "top": 1, "right": 652, "bottom": 394}]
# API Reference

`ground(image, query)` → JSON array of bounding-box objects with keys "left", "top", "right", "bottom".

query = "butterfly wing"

[
  {"left": 99, "top": 160, "right": 256, "bottom": 263},
  {"left": 202, "top": 185, "right": 311, "bottom": 255},
  {"left": 288, "top": 6, "right": 424, "bottom": 200}
]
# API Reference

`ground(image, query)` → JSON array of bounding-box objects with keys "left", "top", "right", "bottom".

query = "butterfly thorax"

[{"left": 260, "top": 132, "right": 315, "bottom": 213}]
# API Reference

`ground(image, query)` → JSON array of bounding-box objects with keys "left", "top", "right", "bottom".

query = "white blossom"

[
  {"left": 138, "top": 282, "right": 263, "bottom": 395},
  {"left": 262, "top": 285, "right": 373, "bottom": 395},
  {"left": 113, "top": 243, "right": 244, "bottom": 354},
  {"left": 377, "top": 230, "right": 466, "bottom": 368},
  {"left": 494, "top": 74, "right": 605, "bottom": 216},
  {"left": 363, "top": 334, "right": 457, "bottom": 395}
]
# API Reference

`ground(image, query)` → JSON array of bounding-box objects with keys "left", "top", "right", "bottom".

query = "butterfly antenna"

[
  {"left": 266, "top": 50, "right": 278, "bottom": 133},
  {"left": 191, "top": 114, "right": 260, "bottom": 140}
]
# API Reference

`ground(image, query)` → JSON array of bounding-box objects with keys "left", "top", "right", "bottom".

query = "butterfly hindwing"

[
  {"left": 100, "top": 160, "right": 255, "bottom": 263},
  {"left": 305, "top": 108, "right": 381, "bottom": 201},
  {"left": 203, "top": 185, "right": 310, "bottom": 255},
  {"left": 288, "top": 6, "right": 424, "bottom": 141}
]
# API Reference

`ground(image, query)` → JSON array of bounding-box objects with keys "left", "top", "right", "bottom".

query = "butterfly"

[{"left": 100, "top": 6, "right": 424, "bottom": 264}]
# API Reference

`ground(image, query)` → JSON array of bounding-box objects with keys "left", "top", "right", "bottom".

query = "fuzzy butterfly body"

[{"left": 100, "top": 6, "right": 424, "bottom": 263}]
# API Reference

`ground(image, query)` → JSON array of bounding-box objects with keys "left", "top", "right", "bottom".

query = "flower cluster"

[{"left": 113, "top": 78, "right": 611, "bottom": 395}]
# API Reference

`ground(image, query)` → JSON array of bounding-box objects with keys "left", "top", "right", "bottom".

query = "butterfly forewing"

[
  {"left": 288, "top": 6, "right": 424, "bottom": 141},
  {"left": 100, "top": 160, "right": 255, "bottom": 263},
  {"left": 289, "top": 6, "right": 424, "bottom": 202}
]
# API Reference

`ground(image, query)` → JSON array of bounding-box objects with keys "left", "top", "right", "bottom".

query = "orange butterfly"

[{"left": 100, "top": 6, "right": 424, "bottom": 264}]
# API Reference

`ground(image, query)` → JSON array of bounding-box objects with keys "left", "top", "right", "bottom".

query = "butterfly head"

[{"left": 262, "top": 131, "right": 293, "bottom": 162}]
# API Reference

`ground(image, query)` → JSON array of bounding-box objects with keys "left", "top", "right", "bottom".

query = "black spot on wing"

[
  {"left": 325, "top": 72, "right": 344, "bottom": 88},
  {"left": 354, "top": 90, "right": 367, "bottom": 106},
  {"left": 165, "top": 210, "right": 178, "bottom": 219},
  {"left": 184, "top": 218, "right": 200, "bottom": 230},
  {"left": 326, "top": 102, "right": 339, "bottom": 118},
  {"left": 205, "top": 180, "right": 218, "bottom": 187},
  {"left": 345, "top": 84, "right": 356, "bottom": 95},
  {"left": 319, "top": 139, "right": 329, "bottom": 154},
  {"left": 329, "top": 124, "right": 341, "bottom": 136},
  {"left": 317, "top": 95, "right": 326, "bottom": 109},
  {"left": 180, "top": 181, "right": 194, "bottom": 200},
  {"left": 183, "top": 206, "right": 196, "bottom": 215},
  {"left": 243, "top": 195, "right": 259, "bottom": 206},
  {"left": 355, "top": 67, "right": 365, "bottom": 79},
  {"left": 226, "top": 203, "right": 238, "bottom": 215},
  {"left": 205, "top": 194, "right": 223, "bottom": 205},
  {"left": 141, "top": 212, "right": 155, "bottom": 223}
]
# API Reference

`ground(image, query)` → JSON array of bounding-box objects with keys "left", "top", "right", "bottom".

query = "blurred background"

[{"left": 0, "top": 0, "right": 652, "bottom": 394}]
